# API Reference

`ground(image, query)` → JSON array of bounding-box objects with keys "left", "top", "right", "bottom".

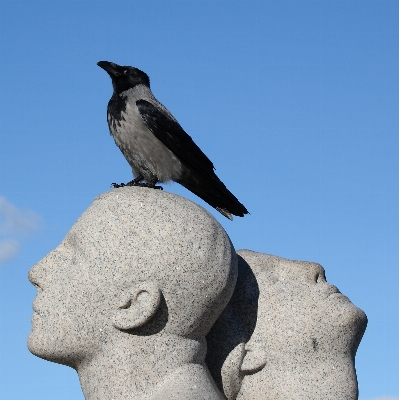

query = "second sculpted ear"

[
  {"left": 240, "top": 344, "right": 267, "bottom": 375},
  {"left": 112, "top": 281, "right": 161, "bottom": 330}
]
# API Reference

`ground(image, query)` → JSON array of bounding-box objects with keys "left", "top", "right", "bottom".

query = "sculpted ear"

[
  {"left": 220, "top": 342, "right": 246, "bottom": 400},
  {"left": 112, "top": 281, "right": 161, "bottom": 330},
  {"left": 240, "top": 344, "right": 267, "bottom": 375}
]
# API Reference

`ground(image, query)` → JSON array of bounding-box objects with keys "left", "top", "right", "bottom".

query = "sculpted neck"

[
  {"left": 237, "top": 354, "right": 358, "bottom": 400},
  {"left": 75, "top": 333, "right": 221, "bottom": 400}
]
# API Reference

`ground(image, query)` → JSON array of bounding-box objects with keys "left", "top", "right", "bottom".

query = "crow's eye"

[{"left": 123, "top": 69, "right": 129, "bottom": 75}]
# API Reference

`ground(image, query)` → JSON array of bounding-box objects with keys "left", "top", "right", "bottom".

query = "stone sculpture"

[
  {"left": 206, "top": 251, "right": 368, "bottom": 399},
  {"left": 28, "top": 187, "right": 237, "bottom": 400},
  {"left": 28, "top": 188, "right": 367, "bottom": 399}
]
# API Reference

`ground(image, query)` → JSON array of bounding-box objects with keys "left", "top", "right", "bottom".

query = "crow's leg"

[
  {"left": 111, "top": 176, "right": 163, "bottom": 190},
  {"left": 111, "top": 176, "right": 144, "bottom": 188},
  {"left": 141, "top": 178, "right": 163, "bottom": 190},
  {"left": 126, "top": 176, "right": 145, "bottom": 186}
]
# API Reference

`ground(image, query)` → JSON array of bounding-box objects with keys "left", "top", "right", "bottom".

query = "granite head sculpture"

[
  {"left": 28, "top": 187, "right": 237, "bottom": 400},
  {"left": 207, "top": 250, "right": 368, "bottom": 400}
]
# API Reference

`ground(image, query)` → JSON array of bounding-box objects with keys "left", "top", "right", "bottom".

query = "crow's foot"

[
  {"left": 140, "top": 182, "right": 163, "bottom": 190},
  {"left": 111, "top": 177, "right": 163, "bottom": 190},
  {"left": 111, "top": 176, "right": 144, "bottom": 188}
]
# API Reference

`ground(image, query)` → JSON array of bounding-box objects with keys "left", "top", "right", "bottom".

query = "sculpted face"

[
  {"left": 28, "top": 209, "right": 121, "bottom": 367},
  {"left": 28, "top": 189, "right": 237, "bottom": 372},
  {"left": 243, "top": 258, "right": 364, "bottom": 363},
  {"left": 235, "top": 252, "right": 367, "bottom": 400},
  {"left": 27, "top": 189, "right": 239, "bottom": 400}
]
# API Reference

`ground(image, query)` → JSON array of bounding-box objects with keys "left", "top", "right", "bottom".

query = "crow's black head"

[{"left": 97, "top": 61, "right": 150, "bottom": 94}]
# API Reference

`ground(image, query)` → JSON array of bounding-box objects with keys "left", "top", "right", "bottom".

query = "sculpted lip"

[
  {"left": 326, "top": 285, "right": 341, "bottom": 297},
  {"left": 32, "top": 299, "right": 43, "bottom": 315},
  {"left": 325, "top": 285, "right": 350, "bottom": 301}
]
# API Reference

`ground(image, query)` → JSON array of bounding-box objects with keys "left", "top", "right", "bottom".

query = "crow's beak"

[{"left": 97, "top": 61, "right": 121, "bottom": 78}]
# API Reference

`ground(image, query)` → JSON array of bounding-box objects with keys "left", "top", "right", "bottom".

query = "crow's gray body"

[
  {"left": 98, "top": 61, "right": 248, "bottom": 219},
  {"left": 108, "top": 85, "right": 185, "bottom": 183}
]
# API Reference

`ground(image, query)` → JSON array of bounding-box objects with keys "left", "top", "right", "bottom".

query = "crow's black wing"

[
  {"left": 137, "top": 99, "right": 249, "bottom": 218},
  {"left": 136, "top": 99, "right": 215, "bottom": 175}
]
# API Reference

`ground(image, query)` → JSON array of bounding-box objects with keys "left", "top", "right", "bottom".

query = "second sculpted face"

[
  {"left": 243, "top": 258, "right": 364, "bottom": 364},
  {"left": 234, "top": 252, "right": 367, "bottom": 400}
]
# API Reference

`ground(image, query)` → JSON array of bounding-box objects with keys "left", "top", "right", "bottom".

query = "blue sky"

[{"left": 0, "top": 1, "right": 398, "bottom": 399}]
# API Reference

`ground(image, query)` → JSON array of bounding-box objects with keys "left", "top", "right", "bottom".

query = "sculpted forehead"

[
  {"left": 64, "top": 201, "right": 124, "bottom": 273},
  {"left": 68, "top": 199, "right": 121, "bottom": 247},
  {"left": 237, "top": 250, "right": 324, "bottom": 285},
  {"left": 273, "top": 259, "right": 325, "bottom": 286}
]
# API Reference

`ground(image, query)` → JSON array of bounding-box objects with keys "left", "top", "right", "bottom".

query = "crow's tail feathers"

[{"left": 178, "top": 171, "right": 249, "bottom": 220}]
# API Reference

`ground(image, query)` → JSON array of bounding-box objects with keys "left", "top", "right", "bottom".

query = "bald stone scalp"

[{"left": 80, "top": 186, "right": 238, "bottom": 337}]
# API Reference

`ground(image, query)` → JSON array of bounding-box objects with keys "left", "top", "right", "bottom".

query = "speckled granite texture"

[
  {"left": 206, "top": 250, "right": 368, "bottom": 400},
  {"left": 28, "top": 187, "right": 237, "bottom": 400},
  {"left": 28, "top": 187, "right": 367, "bottom": 399}
]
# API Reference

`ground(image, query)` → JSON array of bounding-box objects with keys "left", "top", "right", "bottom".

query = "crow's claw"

[
  {"left": 111, "top": 182, "right": 126, "bottom": 188},
  {"left": 142, "top": 181, "right": 163, "bottom": 190},
  {"left": 111, "top": 179, "right": 162, "bottom": 190}
]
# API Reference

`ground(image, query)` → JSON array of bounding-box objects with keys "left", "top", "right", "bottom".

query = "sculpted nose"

[
  {"left": 296, "top": 261, "right": 325, "bottom": 284},
  {"left": 310, "top": 263, "right": 326, "bottom": 283},
  {"left": 28, "top": 263, "right": 41, "bottom": 288},
  {"left": 28, "top": 257, "right": 48, "bottom": 289}
]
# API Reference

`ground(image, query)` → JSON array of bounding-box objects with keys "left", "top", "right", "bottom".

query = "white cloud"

[
  {"left": 0, "top": 239, "right": 20, "bottom": 264},
  {"left": 360, "top": 397, "right": 399, "bottom": 400},
  {"left": 0, "top": 196, "right": 41, "bottom": 265},
  {"left": 0, "top": 196, "right": 41, "bottom": 235}
]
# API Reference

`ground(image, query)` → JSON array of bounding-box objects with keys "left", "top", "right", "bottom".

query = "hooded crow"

[{"left": 97, "top": 61, "right": 248, "bottom": 220}]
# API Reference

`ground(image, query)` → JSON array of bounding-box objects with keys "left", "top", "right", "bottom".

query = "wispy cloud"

[
  {"left": 0, "top": 239, "right": 20, "bottom": 264},
  {"left": 0, "top": 196, "right": 41, "bottom": 265},
  {"left": 0, "top": 196, "right": 41, "bottom": 235}
]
